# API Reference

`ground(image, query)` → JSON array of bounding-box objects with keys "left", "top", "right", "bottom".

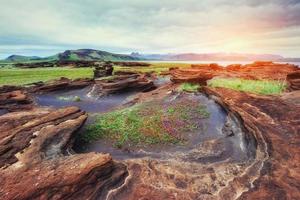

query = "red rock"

[
  {"left": 0, "top": 106, "right": 128, "bottom": 200},
  {"left": 90, "top": 73, "right": 155, "bottom": 96},
  {"left": 287, "top": 71, "right": 300, "bottom": 91},
  {"left": 30, "top": 77, "right": 93, "bottom": 93},
  {"left": 0, "top": 89, "right": 33, "bottom": 111},
  {"left": 170, "top": 61, "right": 299, "bottom": 85}
]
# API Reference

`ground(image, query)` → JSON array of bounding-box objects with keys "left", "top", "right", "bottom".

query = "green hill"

[{"left": 2, "top": 49, "right": 139, "bottom": 63}]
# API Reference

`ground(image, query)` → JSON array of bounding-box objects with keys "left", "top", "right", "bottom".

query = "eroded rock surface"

[
  {"left": 203, "top": 87, "right": 300, "bottom": 200},
  {"left": 287, "top": 71, "right": 300, "bottom": 91},
  {"left": 170, "top": 61, "right": 299, "bottom": 84},
  {"left": 105, "top": 86, "right": 300, "bottom": 200},
  {"left": 29, "top": 77, "right": 93, "bottom": 93},
  {"left": 89, "top": 73, "right": 155, "bottom": 96},
  {"left": 0, "top": 86, "right": 34, "bottom": 111},
  {"left": 0, "top": 106, "right": 128, "bottom": 200}
]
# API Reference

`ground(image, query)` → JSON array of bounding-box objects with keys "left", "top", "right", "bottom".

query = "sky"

[{"left": 0, "top": 0, "right": 300, "bottom": 58}]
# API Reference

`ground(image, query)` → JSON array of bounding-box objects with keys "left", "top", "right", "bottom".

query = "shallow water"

[
  {"left": 0, "top": 109, "right": 8, "bottom": 116},
  {"left": 35, "top": 86, "right": 136, "bottom": 113}
]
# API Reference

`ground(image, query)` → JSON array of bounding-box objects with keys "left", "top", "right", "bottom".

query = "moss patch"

[{"left": 83, "top": 96, "right": 210, "bottom": 148}]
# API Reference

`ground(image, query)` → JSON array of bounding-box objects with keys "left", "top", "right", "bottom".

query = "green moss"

[
  {"left": 208, "top": 78, "right": 286, "bottom": 95},
  {"left": 178, "top": 83, "right": 201, "bottom": 92},
  {"left": 83, "top": 97, "right": 210, "bottom": 148}
]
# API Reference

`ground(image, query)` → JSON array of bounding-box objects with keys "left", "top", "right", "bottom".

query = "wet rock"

[
  {"left": 287, "top": 71, "right": 300, "bottom": 91},
  {"left": 0, "top": 106, "right": 128, "bottom": 200}
]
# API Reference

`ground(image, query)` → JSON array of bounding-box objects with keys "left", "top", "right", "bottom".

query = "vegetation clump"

[
  {"left": 57, "top": 95, "right": 81, "bottom": 102},
  {"left": 178, "top": 83, "right": 201, "bottom": 92},
  {"left": 208, "top": 78, "right": 286, "bottom": 95},
  {"left": 83, "top": 97, "right": 210, "bottom": 148}
]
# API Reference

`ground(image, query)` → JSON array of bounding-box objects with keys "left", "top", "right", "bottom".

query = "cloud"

[{"left": 0, "top": 0, "right": 300, "bottom": 57}]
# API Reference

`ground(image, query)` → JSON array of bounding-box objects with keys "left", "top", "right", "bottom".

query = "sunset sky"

[{"left": 0, "top": 0, "right": 300, "bottom": 58}]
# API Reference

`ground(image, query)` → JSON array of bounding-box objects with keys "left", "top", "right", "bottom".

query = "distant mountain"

[
  {"left": 5, "top": 55, "right": 42, "bottom": 62},
  {"left": 2, "top": 49, "right": 140, "bottom": 63},
  {"left": 57, "top": 49, "right": 139, "bottom": 61},
  {"left": 131, "top": 52, "right": 298, "bottom": 61},
  {"left": 2, "top": 50, "right": 300, "bottom": 63}
]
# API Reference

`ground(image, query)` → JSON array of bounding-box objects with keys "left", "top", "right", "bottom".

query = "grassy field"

[
  {"left": 0, "top": 63, "right": 191, "bottom": 86},
  {"left": 114, "top": 62, "right": 191, "bottom": 73},
  {"left": 0, "top": 67, "right": 93, "bottom": 86},
  {"left": 83, "top": 97, "right": 209, "bottom": 148},
  {"left": 208, "top": 78, "right": 286, "bottom": 95}
]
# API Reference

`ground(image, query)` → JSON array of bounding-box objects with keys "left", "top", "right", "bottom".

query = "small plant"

[
  {"left": 57, "top": 95, "right": 81, "bottom": 102},
  {"left": 208, "top": 78, "right": 286, "bottom": 95},
  {"left": 179, "top": 83, "right": 201, "bottom": 92}
]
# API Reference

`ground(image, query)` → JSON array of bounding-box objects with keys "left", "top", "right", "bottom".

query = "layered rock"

[
  {"left": 170, "top": 61, "right": 299, "bottom": 84},
  {"left": 203, "top": 87, "right": 300, "bottom": 200},
  {"left": 287, "top": 71, "right": 300, "bottom": 91},
  {"left": 0, "top": 106, "right": 128, "bottom": 200},
  {"left": 107, "top": 86, "right": 300, "bottom": 200},
  {"left": 0, "top": 87, "right": 34, "bottom": 111},
  {"left": 89, "top": 73, "right": 155, "bottom": 96},
  {"left": 29, "top": 77, "right": 93, "bottom": 93}
]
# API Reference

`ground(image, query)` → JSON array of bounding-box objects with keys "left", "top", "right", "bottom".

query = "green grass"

[
  {"left": 0, "top": 62, "right": 190, "bottom": 86},
  {"left": 83, "top": 97, "right": 210, "bottom": 148},
  {"left": 178, "top": 83, "right": 201, "bottom": 92},
  {"left": 208, "top": 78, "right": 286, "bottom": 95},
  {"left": 114, "top": 62, "right": 191, "bottom": 73},
  {"left": 0, "top": 67, "right": 93, "bottom": 86}
]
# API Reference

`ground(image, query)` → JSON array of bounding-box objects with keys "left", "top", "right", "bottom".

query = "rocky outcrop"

[
  {"left": 93, "top": 61, "right": 113, "bottom": 79},
  {"left": 203, "top": 87, "right": 300, "bottom": 200},
  {"left": 29, "top": 77, "right": 93, "bottom": 93},
  {"left": 287, "top": 71, "right": 300, "bottom": 91},
  {"left": 89, "top": 74, "right": 155, "bottom": 96},
  {"left": 0, "top": 106, "right": 128, "bottom": 200},
  {"left": 0, "top": 88, "right": 34, "bottom": 111},
  {"left": 107, "top": 86, "right": 300, "bottom": 200},
  {"left": 170, "top": 61, "right": 299, "bottom": 84}
]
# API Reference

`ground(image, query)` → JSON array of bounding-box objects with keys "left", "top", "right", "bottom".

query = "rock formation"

[
  {"left": 29, "top": 77, "right": 93, "bottom": 93},
  {"left": 170, "top": 61, "right": 299, "bottom": 84},
  {"left": 90, "top": 73, "right": 155, "bottom": 96},
  {"left": 0, "top": 106, "right": 128, "bottom": 200},
  {"left": 287, "top": 71, "right": 300, "bottom": 91},
  {"left": 93, "top": 62, "right": 113, "bottom": 79},
  {"left": 0, "top": 86, "right": 34, "bottom": 111},
  {"left": 107, "top": 86, "right": 300, "bottom": 200}
]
